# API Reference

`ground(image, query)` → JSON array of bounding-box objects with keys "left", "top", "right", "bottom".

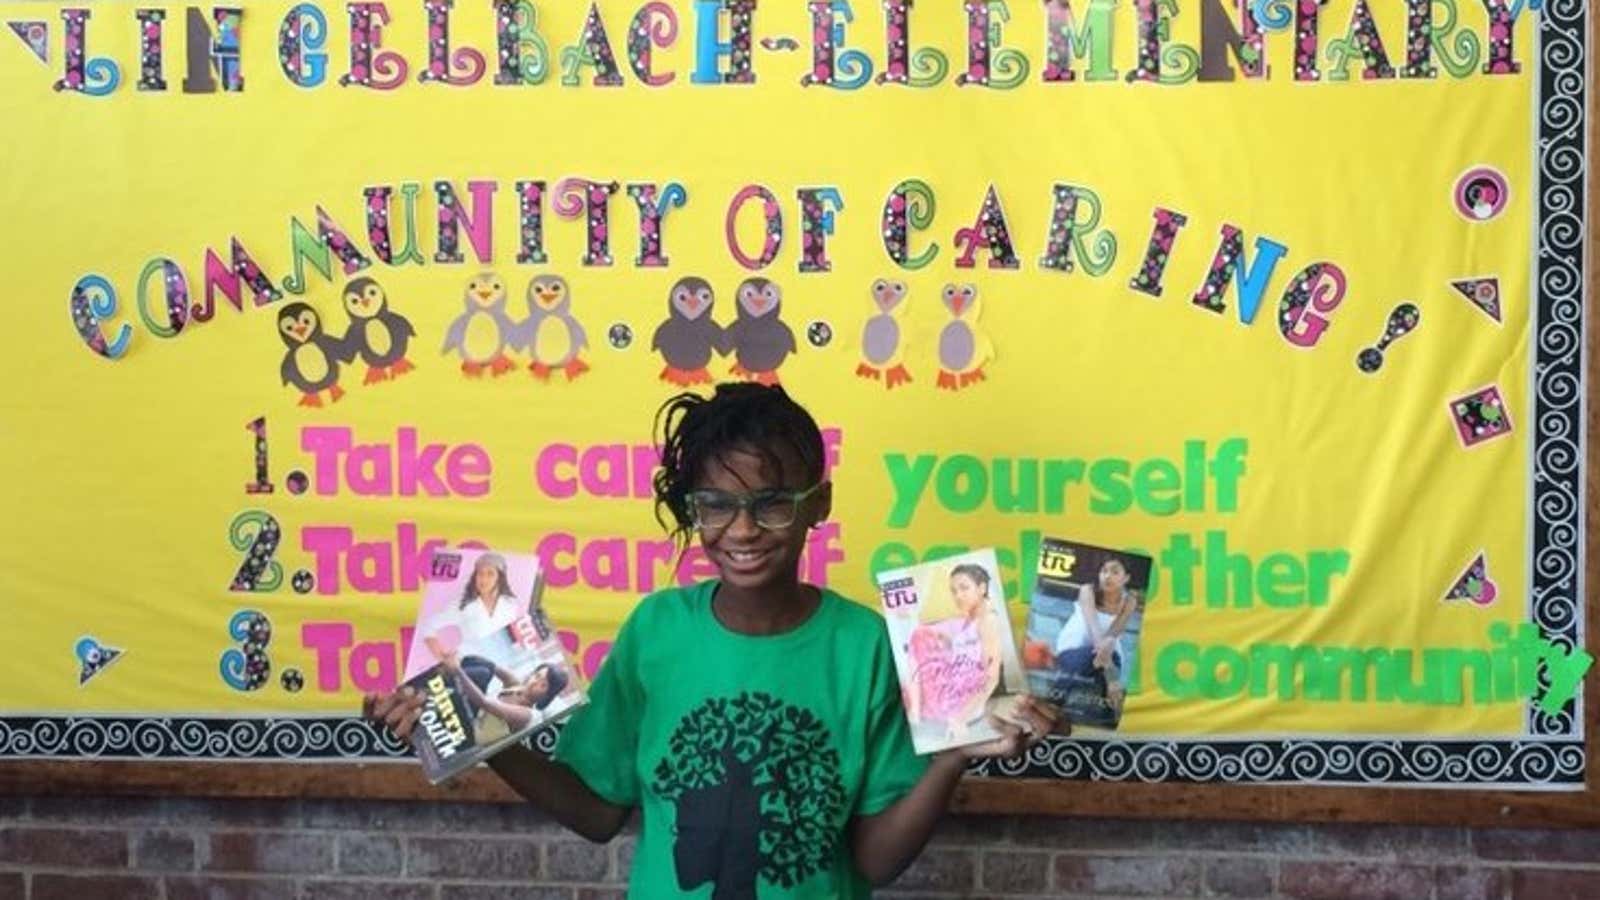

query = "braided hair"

[{"left": 652, "top": 383, "right": 826, "bottom": 548}]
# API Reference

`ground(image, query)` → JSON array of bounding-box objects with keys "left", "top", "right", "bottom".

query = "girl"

[
  {"left": 1053, "top": 556, "right": 1139, "bottom": 711},
  {"left": 367, "top": 383, "right": 1060, "bottom": 897},
  {"left": 445, "top": 655, "right": 571, "bottom": 737},
  {"left": 907, "top": 564, "right": 1004, "bottom": 743},
  {"left": 416, "top": 552, "right": 523, "bottom": 670}
]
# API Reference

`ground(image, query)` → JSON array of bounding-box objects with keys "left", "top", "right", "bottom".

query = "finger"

[
  {"left": 361, "top": 694, "right": 376, "bottom": 719},
  {"left": 395, "top": 706, "right": 423, "bottom": 741}
]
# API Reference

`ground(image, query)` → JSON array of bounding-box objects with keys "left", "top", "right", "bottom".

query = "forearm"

[
  {"left": 850, "top": 752, "right": 968, "bottom": 886},
  {"left": 487, "top": 743, "right": 630, "bottom": 842}
]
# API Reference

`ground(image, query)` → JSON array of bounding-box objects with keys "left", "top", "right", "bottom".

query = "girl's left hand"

[{"left": 957, "top": 695, "right": 1065, "bottom": 760}]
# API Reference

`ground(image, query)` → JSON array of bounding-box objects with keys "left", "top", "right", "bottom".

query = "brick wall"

[{"left": 1, "top": 794, "right": 1598, "bottom": 899}]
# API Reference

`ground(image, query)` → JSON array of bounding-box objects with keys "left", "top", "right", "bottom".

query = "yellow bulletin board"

[{"left": 0, "top": 0, "right": 1590, "bottom": 800}]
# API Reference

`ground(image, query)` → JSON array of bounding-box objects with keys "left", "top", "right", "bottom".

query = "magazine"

[
  {"left": 400, "top": 547, "right": 587, "bottom": 784},
  {"left": 875, "top": 549, "right": 1027, "bottom": 754},
  {"left": 1020, "top": 537, "right": 1153, "bottom": 731}
]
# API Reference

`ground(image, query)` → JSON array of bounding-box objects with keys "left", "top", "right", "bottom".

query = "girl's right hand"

[{"left": 362, "top": 688, "right": 425, "bottom": 741}]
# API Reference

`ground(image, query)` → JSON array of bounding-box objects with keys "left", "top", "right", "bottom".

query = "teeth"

[{"left": 730, "top": 550, "right": 762, "bottom": 562}]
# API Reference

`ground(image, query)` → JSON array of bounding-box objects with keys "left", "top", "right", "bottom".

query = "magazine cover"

[
  {"left": 1020, "top": 538, "right": 1154, "bottom": 731},
  {"left": 400, "top": 547, "right": 587, "bottom": 784},
  {"left": 875, "top": 549, "right": 1027, "bottom": 755}
]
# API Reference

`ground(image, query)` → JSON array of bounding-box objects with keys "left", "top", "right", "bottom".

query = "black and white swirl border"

[{"left": 1528, "top": 0, "right": 1588, "bottom": 737}]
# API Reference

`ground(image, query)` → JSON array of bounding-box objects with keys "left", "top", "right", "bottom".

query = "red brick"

[
  {"left": 1309, "top": 823, "right": 1468, "bottom": 860},
  {"left": 1474, "top": 828, "right": 1600, "bottom": 864},
  {"left": 303, "top": 880, "right": 437, "bottom": 900},
  {"left": 1055, "top": 854, "right": 1202, "bottom": 896},
  {"left": 0, "top": 827, "right": 126, "bottom": 867},
  {"left": 338, "top": 834, "right": 402, "bottom": 876},
  {"left": 439, "top": 886, "right": 573, "bottom": 900},
  {"left": 1510, "top": 868, "right": 1600, "bottom": 900},
  {"left": 1437, "top": 865, "right": 1506, "bottom": 900},
  {"left": 928, "top": 814, "right": 1012, "bottom": 846},
  {"left": 433, "top": 801, "right": 566, "bottom": 835},
  {"left": 29, "top": 796, "right": 166, "bottom": 824},
  {"left": 166, "top": 876, "right": 298, "bottom": 900},
  {"left": 1013, "top": 815, "right": 1160, "bottom": 850},
  {"left": 0, "top": 872, "right": 20, "bottom": 900},
  {"left": 981, "top": 850, "right": 1049, "bottom": 892},
  {"left": 611, "top": 838, "right": 635, "bottom": 883},
  {"left": 547, "top": 841, "right": 610, "bottom": 881},
  {"left": 133, "top": 830, "right": 196, "bottom": 871},
  {"left": 164, "top": 799, "right": 301, "bottom": 828},
  {"left": 887, "top": 848, "right": 976, "bottom": 890},
  {"left": 304, "top": 799, "right": 436, "bottom": 831},
  {"left": 407, "top": 837, "right": 540, "bottom": 879},
  {"left": 32, "top": 874, "right": 160, "bottom": 900},
  {"left": 1204, "top": 856, "right": 1275, "bottom": 898},
  {"left": 1280, "top": 861, "right": 1434, "bottom": 900},
  {"left": 205, "top": 831, "right": 334, "bottom": 874},
  {"left": 1153, "top": 821, "right": 1316, "bottom": 855}
]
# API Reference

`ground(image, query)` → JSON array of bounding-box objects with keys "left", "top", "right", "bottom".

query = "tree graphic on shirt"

[{"left": 651, "top": 691, "right": 847, "bottom": 898}]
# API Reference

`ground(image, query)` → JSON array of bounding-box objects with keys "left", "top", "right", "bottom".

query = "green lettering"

[
  {"left": 1319, "top": 646, "right": 1388, "bottom": 701},
  {"left": 883, "top": 453, "right": 936, "bottom": 527},
  {"left": 1133, "top": 459, "right": 1181, "bottom": 515},
  {"left": 1305, "top": 549, "right": 1349, "bottom": 606},
  {"left": 1257, "top": 553, "right": 1306, "bottom": 607},
  {"left": 993, "top": 458, "right": 1039, "bottom": 514},
  {"left": 1250, "top": 643, "right": 1325, "bottom": 699},
  {"left": 1199, "top": 645, "right": 1248, "bottom": 699},
  {"left": 1157, "top": 641, "right": 1201, "bottom": 699},
  {"left": 936, "top": 455, "right": 987, "bottom": 513},
  {"left": 1043, "top": 459, "right": 1085, "bottom": 514},
  {"left": 868, "top": 541, "right": 916, "bottom": 580},
  {"left": 1087, "top": 458, "right": 1131, "bottom": 514}
]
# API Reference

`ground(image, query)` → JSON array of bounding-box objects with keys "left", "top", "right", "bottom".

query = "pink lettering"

[
  {"left": 535, "top": 443, "right": 579, "bottom": 498},
  {"left": 302, "top": 621, "right": 354, "bottom": 691}
]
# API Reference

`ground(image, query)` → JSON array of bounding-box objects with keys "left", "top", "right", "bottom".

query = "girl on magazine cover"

[
  {"left": 906, "top": 564, "right": 1004, "bottom": 742},
  {"left": 418, "top": 552, "right": 525, "bottom": 667},
  {"left": 1053, "top": 556, "right": 1140, "bottom": 710}
]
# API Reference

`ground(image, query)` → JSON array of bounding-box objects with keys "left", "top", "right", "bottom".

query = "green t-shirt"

[{"left": 554, "top": 580, "right": 930, "bottom": 899}]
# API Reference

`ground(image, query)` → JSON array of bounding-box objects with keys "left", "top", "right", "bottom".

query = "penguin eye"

[
  {"left": 892, "top": 281, "right": 906, "bottom": 295},
  {"left": 942, "top": 285, "right": 956, "bottom": 299},
  {"left": 550, "top": 283, "right": 563, "bottom": 295},
  {"left": 343, "top": 294, "right": 359, "bottom": 305},
  {"left": 739, "top": 286, "right": 754, "bottom": 301},
  {"left": 492, "top": 282, "right": 503, "bottom": 292},
  {"left": 763, "top": 286, "right": 778, "bottom": 301},
  {"left": 365, "top": 286, "right": 381, "bottom": 299},
  {"left": 696, "top": 288, "right": 712, "bottom": 302},
  {"left": 960, "top": 286, "right": 975, "bottom": 299},
  {"left": 873, "top": 279, "right": 887, "bottom": 293},
  {"left": 672, "top": 289, "right": 688, "bottom": 304}
]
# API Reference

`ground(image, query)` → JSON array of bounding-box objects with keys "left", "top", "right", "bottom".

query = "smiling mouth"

[{"left": 726, "top": 548, "right": 769, "bottom": 566}]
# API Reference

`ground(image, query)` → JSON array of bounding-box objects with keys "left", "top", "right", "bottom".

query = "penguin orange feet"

[
  {"left": 298, "top": 392, "right": 323, "bottom": 408},
  {"left": 958, "top": 367, "right": 986, "bottom": 387},
  {"left": 856, "top": 363, "right": 882, "bottom": 380},
  {"left": 563, "top": 358, "right": 590, "bottom": 381},
  {"left": 659, "top": 366, "right": 712, "bottom": 386},
  {"left": 329, "top": 384, "right": 346, "bottom": 404},
  {"left": 490, "top": 355, "right": 516, "bottom": 377},
  {"left": 529, "top": 362, "right": 553, "bottom": 381},
  {"left": 753, "top": 370, "right": 780, "bottom": 386},
  {"left": 937, "top": 369, "right": 959, "bottom": 391},
  {"left": 462, "top": 361, "right": 486, "bottom": 378},
  {"left": 886, "top": 364, "right": 913, "bottom": 389},
  {"left": 388, "top": 358, "right": 416, "bottom": 379},
  {"left": 364, "top": 365, "right": 388, "bottom": 385},
  {"left": 729, "top": 362, "right": 751, "bottom": 380}
]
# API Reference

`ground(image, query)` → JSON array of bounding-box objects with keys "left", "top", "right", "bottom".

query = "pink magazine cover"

[
  {"left": 875, "top": 548, "right": 1026, "bottom": 755},
  {"left": 400, "top": 547, "right": 586, "bottom": 784}
]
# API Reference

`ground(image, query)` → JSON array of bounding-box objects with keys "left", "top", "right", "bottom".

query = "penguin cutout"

[
  {"left": 652, "top": 276, "right": 723, "bottom": 386},
  {"left": 725, "top": 277, "right": 795, "bottom": 385},
  {"left": 338, "top": 277, "right": 417, "bottom": 385},
  {"left": 857, "top": 278, "right": 913, "bottom": 389},
  {"left": 442, "top": 272, "right": 519, "bottom": 377},
  {"left": 518, "top": 274, "right": 591, "bottom": 382},
  {"left": 936, "top": 283, "right": 994, "bottom": 391},
  {"left": 277, "top": 302, "right": 346, "bottom": 407}
]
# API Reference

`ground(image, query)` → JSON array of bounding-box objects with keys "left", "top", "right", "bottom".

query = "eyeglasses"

[{"left": 687, "top": 483, "right": 825, "bottom": 532}]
